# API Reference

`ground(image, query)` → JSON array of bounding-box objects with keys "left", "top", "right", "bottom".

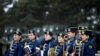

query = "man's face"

[
  {"left": 67, "top": 32, "right": 75, "bottom": 39},
  {"left": 13, "top": 34, "right": 21, "bottom": 41},
  {"left": 58, "top": 36, "right": 64, "bottom": 43},
  {"left": 44, "top": 34, "right": 52, "bottom": 41},
  {"left": 81, "top": 34, "right": 89, "bottom": 41},
  {"left": 28, "top": 33, "right": 35, "bottom": 40}
]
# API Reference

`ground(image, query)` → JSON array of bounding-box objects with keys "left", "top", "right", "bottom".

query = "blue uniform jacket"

[
  {"left": 67, "top": 38, "right": 76, "bottom": 54},
  {"left": 81, "top": 39, "right": 95, "bottom": 56},
  {"left": 43, "top": 38, "right": 57, "bottom": 56},
  {"left": 6, "top": 42, "right": 25, "bottom": 56},
  {"left": 26, "top": 40, "right": 40, "bottom": 56},
  {"left": 56, "top": 43, "right": 67, "bottom": 56}
]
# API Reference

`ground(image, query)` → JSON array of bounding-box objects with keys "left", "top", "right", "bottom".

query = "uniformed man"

[
  {"left": 78, "top": 26, "right": 88, "bottom": 38},
  {"left": 80, "top": 30, "right": 95, "bottom": 56},
  {"left": 56, "top": 33, "right": 67, "bottom": 56},
  {"left": 24, "top": 30, "right": 40, "bottom": 56},
  {"left": 65, "top": 27, "right": 78, "bottom": 56},
  {"left": 73, "top": 26, "right": 88, "bottom": 56},
  {"left": 42, "top": 31, "right": 57, "bottom": 56},
  {"left": 6, "top": 31, "right": 25, "bottom": 56}
]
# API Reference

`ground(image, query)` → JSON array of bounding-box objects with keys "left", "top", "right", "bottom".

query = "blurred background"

[
  {"left": 0, "top": 0, "right": 100, "bottom": 35},
  {"left": 0, "top": 0, "right": 100, "bottom": 56}
]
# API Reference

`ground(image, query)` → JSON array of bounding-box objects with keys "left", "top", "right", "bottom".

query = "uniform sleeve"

[
  {"left": 18, "top": 45, "right": 25, "bottom": 56},
  {"left": 86, "top": 44, "right": 95, "bottom": 56},
  {"left": 36, "top": 40, "right": 41, "bottom": 48}
]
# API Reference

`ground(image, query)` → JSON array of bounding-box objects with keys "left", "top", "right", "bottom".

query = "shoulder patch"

[{"left": 88, "top": 45, "right": 93, "bottom": 49}]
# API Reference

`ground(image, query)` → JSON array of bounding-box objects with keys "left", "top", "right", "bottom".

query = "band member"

[
  {"left": 56, "top": 33, "right": 67, "bottom": 56},
  {"left": 24, "top": 30, "right": 40, "bottom": 56},
  {"left": 80, "top": 30, "right": 95, "bottom": 56},
  {"left": 73, "top": 26, "right": 88, "bottom": 56},
  {"left": 66, "top": 27, "right": 78, "bottom": 56},
  {"left": 6, "top": 31, "right": 25, "bottom": 56},
  {"left": 78, "top": 26, "right": 88, "bottom": 38},
  {"left": 42, "top": 31, "right": 57, "bottom": 56}
]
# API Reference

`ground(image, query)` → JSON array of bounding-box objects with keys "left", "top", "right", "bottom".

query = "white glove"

[
  {"left": 24, "top": 45, "right": 31, "bottom": 53},
  {"left": 35, "top": 47, "right": 40, "bottom": 50}
]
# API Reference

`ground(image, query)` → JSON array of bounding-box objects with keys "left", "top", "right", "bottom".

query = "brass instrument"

[
  {"left": 74, "top": 39, "right": 82, "bottom": 56},
  {"left": 48, "top": 44, "right": 67, "bottom": 56},
  {"left": 47, "top": 43, "right": 58, "bottom": 56},
  {"left": 48, "top": 48, "right": 58, "bottom": 56}
]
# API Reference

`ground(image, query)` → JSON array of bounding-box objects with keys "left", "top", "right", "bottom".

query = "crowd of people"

[{"left": 4, "top": 26, "right": 96, "bottom": 56}]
